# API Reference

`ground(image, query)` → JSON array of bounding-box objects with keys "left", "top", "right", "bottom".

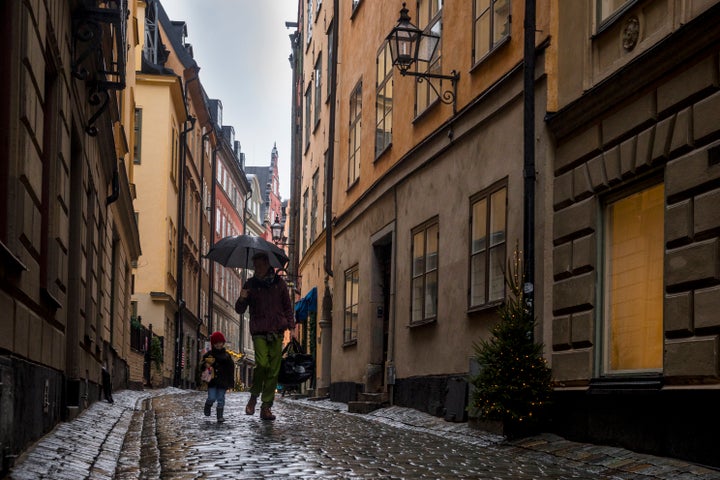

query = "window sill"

[
  {"left": 470, "top": 35, "right": 511, "bottom": 73},
  {"left": 407, "top": 318, "right": 437, "bottom": 329},
  {"left": 342, "top": 339, "right": 357, "bottom": 348},
  {"left": 588, "top": 375, "right": 663, "bottom": 393},
  {"left": 412, "top": 98, "right": 440, "bottom": 124},
  {"left": 467, "top": 300, "right": 503, "bottom": 315},
  {"left": 346, "top": 178, "right": 359, "bottom": 192},
  {"left": 374, "top": 143, "right": 392, "bottom": 162}
]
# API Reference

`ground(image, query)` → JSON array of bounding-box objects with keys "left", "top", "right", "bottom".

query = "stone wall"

[{"left": 551, "top": 54, "right": 720, "bottom": 385}]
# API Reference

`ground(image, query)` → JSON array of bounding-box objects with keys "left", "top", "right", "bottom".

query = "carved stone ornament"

[{"left": 622, "top": 16, "right": 640, "bottom": 51}]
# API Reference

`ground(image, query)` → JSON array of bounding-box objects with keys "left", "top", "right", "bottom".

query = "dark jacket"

[
  {"left": 235, "top": 270, "right": 295, "bottom": 335},
  {"left": 201, "top": 347, "right": 234, "bottom": 389}
]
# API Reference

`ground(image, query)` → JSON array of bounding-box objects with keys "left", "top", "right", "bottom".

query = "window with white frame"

[
  {"left": 411, "top": 219, "right": 438, "bottom": 324},
  {"left": 375, "top": 41, "right": 393, "bottom": 158},
  {"left": 306, "top": 0, "right": 313, "bottom": 43},
  {"left": 305, "top": 82, "right": 312, "bottom": 150},
  {"left": 344, "top": 266, "right": 359, "bottom": 343},
  {"left": 473, "top": 0, "right": 511, "bottom": 64},
  {"left": 415, "top": 0, "right": 443, "bottom": 114},
  {"left": 314, "top": 55, "right": 322, "bottom": 127},
  {"left": 311, "top": 169, "right": 319, "bottom": 243},
  {"left": 133, "top": 108, "right": 142, "bottom": 164},
  {"left": 469, "top": 183, "right": 507, "bottom": 308},
  {"left": 302, "top": 188, "right": 309, "bottom": 253},
  {"left": 602, "top": 182, "right": 664, "bottom": 374},
  {"left": 348, "top": 80, "right": 362, "bottom": 186},
  {"left": 327, "top": 21, "right": 334, "bottom": 99}
]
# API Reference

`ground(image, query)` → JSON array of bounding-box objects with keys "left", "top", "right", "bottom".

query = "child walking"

[{"left": 201, "top": 331, "right": 235, "bottom": 423}]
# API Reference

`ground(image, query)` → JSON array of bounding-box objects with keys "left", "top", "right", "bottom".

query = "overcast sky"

[{"left": 161, "top": 0, "right": 298, "bottom": 199}]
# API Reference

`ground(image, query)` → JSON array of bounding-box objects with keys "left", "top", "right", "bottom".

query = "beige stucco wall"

[{"left": 331, "top": 58, "right": 553, "bottom": 385}]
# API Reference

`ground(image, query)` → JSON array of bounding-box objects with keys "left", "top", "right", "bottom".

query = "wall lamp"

[
  {"left": 386, "top": 3, "right": 460, "bottom": 113},
  {"left": 271, "top": 215, "right": 293, "bottom": 246}
]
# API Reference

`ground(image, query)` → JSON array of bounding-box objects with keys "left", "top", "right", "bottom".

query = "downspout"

[
  {"left": 174, "top": 74, "right": 198, "bottom": 388},
  {"left": 196, "top": 130, "right": 211, "bottom": 373},
  {"left": 208, "top": 143, "right": 219, "bottom": 333},
  {"left": 319, "top": 0, "right": 340, "bottom": 397},
  {"left": 240, "top": 188, "right": 252, "bottom": 363},
  {"left": 287, "top": 26, "right": 301, "bottom": 301},
  {"left": 324, "top": 0, "right": 339, "bottom": 280},
  {"left": 523, "top": 0, "right": 536, "bottom": 337}
]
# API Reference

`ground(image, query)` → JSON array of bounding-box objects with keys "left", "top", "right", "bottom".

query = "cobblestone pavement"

[{"left": 7, "top": 388, "right": 720, "bottom": 480}]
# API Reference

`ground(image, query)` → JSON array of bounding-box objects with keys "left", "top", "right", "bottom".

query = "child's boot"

[
  {"left": 216, "top": 407, "right": 224, "bottom": 423},
  {"left": 204, "top": 401, "right": 212, "bottom": 417},
  {"left": 245, "top": 395, "right": 257, "bottom": 415}
]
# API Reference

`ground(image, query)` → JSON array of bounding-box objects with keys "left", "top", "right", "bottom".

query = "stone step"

[
  {"left": 347, "top": 401, "right": 384, "bottom": 414},
  {"left": 357, "top": 392, "right": 389, "bottom": 403}
]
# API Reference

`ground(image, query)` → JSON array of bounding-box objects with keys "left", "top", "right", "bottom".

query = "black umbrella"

[{"left": 205, "top": 235, "right": 289, "bottom": 269}]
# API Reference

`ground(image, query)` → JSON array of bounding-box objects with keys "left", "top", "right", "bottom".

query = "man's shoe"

[
  {"left": 260, "top": 406, "right": 276, "bottom": 421},
  {"left": 204, "top": 401, "right": 212, "bottom": 417},
  {"left": 217, "top": 407, "right": 224, "bottom": 423},
  {"left": 245, "top": 395, "right": 257, "bottom": 415}
]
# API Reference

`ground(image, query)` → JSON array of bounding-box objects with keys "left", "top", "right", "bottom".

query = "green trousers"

[{"left": 250, "top": 334, "right": 283, "bottom": 407}]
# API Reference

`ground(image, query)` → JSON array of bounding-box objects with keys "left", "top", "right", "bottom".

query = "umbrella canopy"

[{"left": 205, "top": 235, "right": 289, "bottom": 269}]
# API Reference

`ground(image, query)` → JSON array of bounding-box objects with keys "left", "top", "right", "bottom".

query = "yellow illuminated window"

[{"left": 604, "top": 183, "right": 664, "bottom": 373}]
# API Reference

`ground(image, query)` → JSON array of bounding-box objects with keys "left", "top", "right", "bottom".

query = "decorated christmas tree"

[{"left": 469, "top": 249, "right": 552, "bottom": 433}]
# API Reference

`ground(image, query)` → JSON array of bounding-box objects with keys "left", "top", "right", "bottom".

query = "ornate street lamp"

[
  {"left": 271, "top": 215, "right": 289, "bottom": 246},
  {"left": 386, "top": 3, "right": 460, "bottom": 113}
]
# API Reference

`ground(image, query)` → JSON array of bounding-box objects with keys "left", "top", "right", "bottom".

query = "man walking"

[{"left": 235, "top": 251, "right": 295, "bottom": 420}]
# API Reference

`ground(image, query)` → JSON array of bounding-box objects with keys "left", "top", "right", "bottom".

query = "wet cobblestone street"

[
  {"left": 9, "top": 388, "right": 720, "bottom": 480},
  {"left": 147, "top": 391, "right": 655, "bottom": 479}
]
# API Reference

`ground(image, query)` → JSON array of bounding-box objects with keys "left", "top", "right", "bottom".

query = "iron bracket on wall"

[
  {"left": 71, "top": 0, "right": 128, "bottom": 136},
  {"left": 401, "top": 70, "right": 460, "bottom": 114}
]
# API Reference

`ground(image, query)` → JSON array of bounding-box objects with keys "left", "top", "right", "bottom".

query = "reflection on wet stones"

[{"left": 145, "top": 391, "right": 633, "bottom": 479}]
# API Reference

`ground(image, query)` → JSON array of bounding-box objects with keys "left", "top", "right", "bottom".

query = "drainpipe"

[
  {"left": 208, "top": 144, "right": 219, "bottom": 333},
  {"left": 240, "top": 188, "right": 252, "bottom": 366},
  {"left": 174, "top": 74, "right": 198, "bottom": 388},
  {"left": 196, "top": 130, "right": 211, "bottom": 373},
  {"left": 318, "top": 0, "right": 340, "bottom": 397},
  {"left": 523, "top": 0, "right": 536, "bottom": 338}
]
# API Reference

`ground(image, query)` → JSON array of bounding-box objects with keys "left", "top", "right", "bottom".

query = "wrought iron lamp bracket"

[
  {"left": 401, "top": 70, "right": 460, "bottom": 113},
  {"left": 71, "top": 0, "right": 128, "bottom": 136}
]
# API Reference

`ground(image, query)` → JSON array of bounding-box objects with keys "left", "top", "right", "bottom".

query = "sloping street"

[{"left": 8, "top": 389, "right": 720, "bottom": 480}]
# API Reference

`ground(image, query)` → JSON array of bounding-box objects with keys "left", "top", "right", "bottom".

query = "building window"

[
  {"left": 415, "top": 0, "right": 443, "bottom": 114},
  {"left": 302, "top": 188, "right": 309, "bottom": 253},
  {"left": 344, "top": 266, "right": 359, "bottom": 343},
  {"left": 348, "top": 80, "right": 362, "bottom": 186},
  {"left": 597, "top": 0, "right": 632, "bottom": 23},
  {"left": 171, "top": 126, "right": 179, "bottom": 186},
  {"left": 311, "top": 169, "right": 319, "bottom": 243},
  {"left": 314, "top": 55, "right": 322, "bottom": 128},
  {"left": 602, "top": 182, "right": 664, "bottom": 374},
  {"left": 473, "top": 0, "right": 511, "bottom": 64},
  {"left": 327, "top": 21, "right": 334, "bottom": 100},
  {"left": 411, "top": 219, "right": 438, "bottom": 324},
  {"left": 306, "top": 0, "right": 314, "bottom": 44},
  {"left": 133, "top": 108, "right": 142, "bottom": 164},
  {"left": 305, "top": 82, "right": 312, "bottom": 150},
  {"left": 375, "top": 41, "right": 393, "bottom": 158},
  {"left": 168, "top": 219, "right": 177, "bottom": 279},
  {"left": 469, "top": 183, "right": 507, "bottom": 308}
]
